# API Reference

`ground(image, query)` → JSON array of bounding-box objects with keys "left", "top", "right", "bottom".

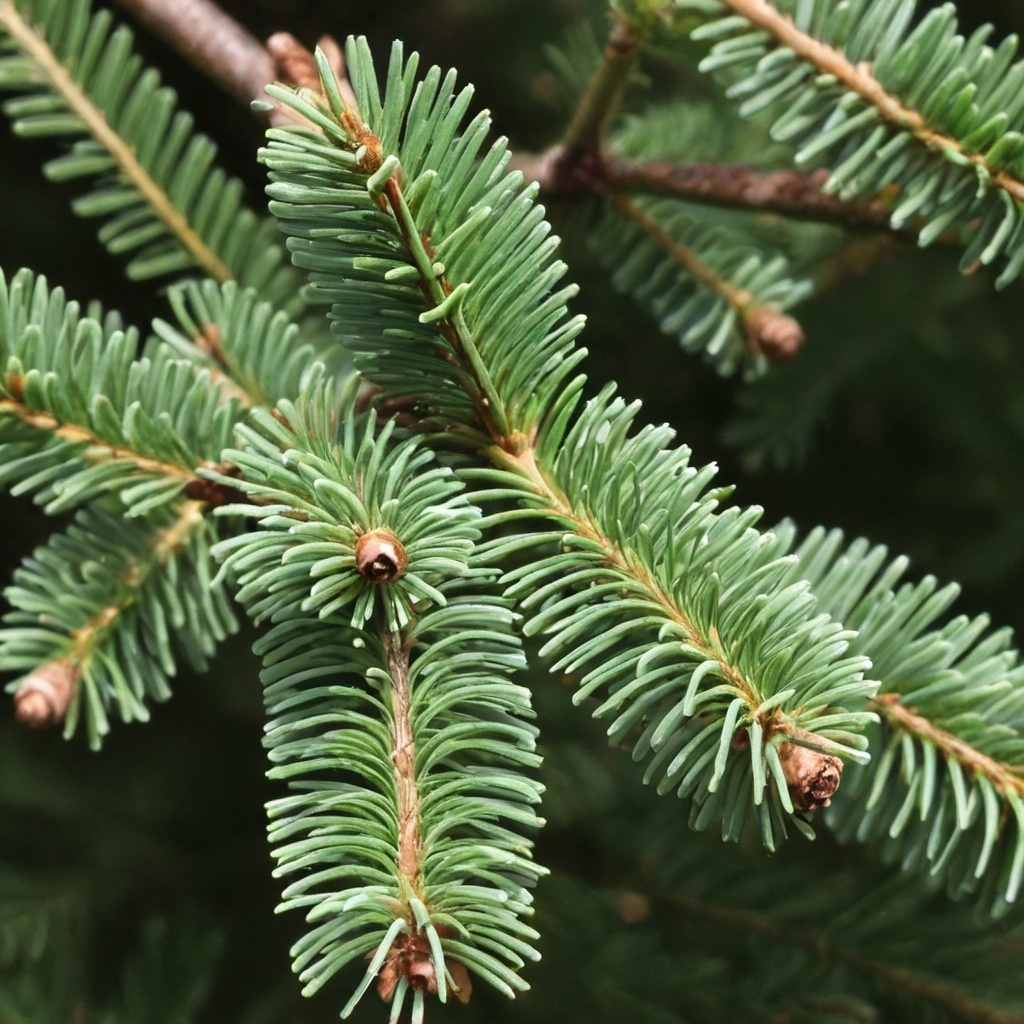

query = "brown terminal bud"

[
  {"left": 745, "top": 305, "right": 804, "bottom": 361},
  {"left": 355, "top": 529, "right": 408, "bottom": 583},
  {"left": 375, "top": 927, "right": 472, "bottom": 1005},
  {"left": 778, "top": 741, "right": 843, "bottom": 812},
  {"left": 14, "top": 661, "right": 76, "bottom": 728}
]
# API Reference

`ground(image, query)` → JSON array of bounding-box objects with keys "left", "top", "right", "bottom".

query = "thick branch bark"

[
  {"left": 518, "top": 147, "right": 902, "bottom": 234},
  {"left": 110, "top": 0, "right": 273, "bottom": 107}
]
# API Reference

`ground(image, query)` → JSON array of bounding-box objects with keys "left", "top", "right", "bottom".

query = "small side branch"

[
  {"left": 605, "top": 191, "right": 804, "bottom": 359},
  {"left": 0, "top": 0, "right": 233, "bottom": 281},
  {"left": 0, "top": 398, "right": 194, "bottom": 482},
  {"left": 561, "top": 15, "right": 644, "bottom": 152},
  {"left": 14, "top": 500, "right": 206, "bottom": 728}
]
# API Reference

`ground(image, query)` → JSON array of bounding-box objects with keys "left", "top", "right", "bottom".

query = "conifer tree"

[{"left": 0, "top": 0, "right": 1022, "bottom": 1021}]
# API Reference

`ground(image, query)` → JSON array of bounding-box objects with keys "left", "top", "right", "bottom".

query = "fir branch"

[
  {"left": 1, "top": 501, "right": 235, "bottom": 748},
  {"left": 217, "top": 391, "right": 545, "bottom": 1009},
  {"left": 771, "top": 525, "right": 1024, "bottom": 910},
  {"left": 265, "top": 57, "right": 846, "bottom": 763},
  {"left": 0, "top": 0, "right": 299, "bottom": 298},
  {"left": 715, "top": 0, "right": 1024, "bottom": 204},
  {"left": 0, "top": 398, "right": 195, "bottom": 485},
  {"left": 263, "top": 40, "right": 877, "bottom": 850},
  {"left": 0, "top": 269, "right": 245, "bottom": 515},
  {"left": 0, "top": 0, "right": 230, "bottom": 282},
  {"left": 687, "top": 0, "right": 1024, "bottom": 283}
]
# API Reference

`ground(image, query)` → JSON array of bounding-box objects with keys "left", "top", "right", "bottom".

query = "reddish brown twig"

[
  {"left": 518, "top": 146, "right": 901, "bottom": 234},
  {"left": 605, "top": 159, "right": 896, "bottom": 231}
]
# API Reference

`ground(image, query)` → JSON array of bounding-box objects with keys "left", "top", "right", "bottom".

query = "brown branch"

[
  {"left": 605, "top": 159, "right": 897, "bottom": 231},
  {"left": 110, "top": 0, "right": 351, "bottom": 125},
  {"left": 516, "top": 146, "right": 907, "bottom": 237},
  {"left": 109, "top": 0, "right": 273, "bottom": 108},
  {"left": 871, "top": 693, "right": 1024, "bottom": 798}
]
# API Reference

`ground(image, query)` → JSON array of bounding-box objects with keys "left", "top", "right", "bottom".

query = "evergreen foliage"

[
  {"left": 0, "top": 268, "right": 242, "bottom": 516},
  {"left": 262, "top": 38, "right": 880, "bottom": 855},
  {"left": 0, "top": 0, "right": 299, "bottom": 304},
  {"left": 586, "top": 199, "right": 812, "bottom": 377},
  {"left": 0, "top": 503, "right": 235, "bottom": 748},
  {"left": 684, "top": 0, "right": 1024, "bottom": 284},
  {"left": 0, "top": 0, "right": 1022, "bottom": 1021}
]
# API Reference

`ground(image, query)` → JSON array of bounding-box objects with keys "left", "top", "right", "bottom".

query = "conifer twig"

[
  {"left": 604, "top": 191, "right": 804, "bottom": 359},
  {"left": 560, "top": 14, "right": 644, "bottom": 152},
  {"left": 717, "top": 0, "right": 1024, "bottom": 204},
  {"left": 871, "top": 693, "right": 1024, "bottom": 798},
  {"left": 384, "top": 629, "right": 423, "bottom": 891},
  {"left": 0, "top": 0, "right": 234, "bottom": 282},
  {"left": 0, "top": 398, "right": 195, "bottom": 483},
  {"left": 12, "top": 499, "right": 207, "bottom": 728}
]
